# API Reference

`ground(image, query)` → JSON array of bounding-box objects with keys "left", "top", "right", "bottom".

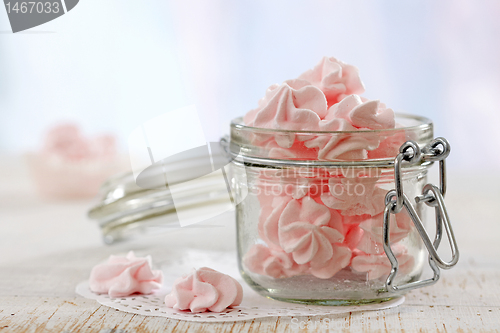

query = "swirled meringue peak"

[
  {"left": 298, "top": 56, "right": 365, "bottom": 107},
  {"left": 244, "top": 79, "right": 328, "bottom": 148},
  {"left": 323, "top": 94, "right": 395, "bottom": 130},
  {"left": 164, "top": 267, "right": 243, "bottom": 313},
  {"left": 89, "top": 251, "right": 163, "bottom": 298},
  {"left": 278, "top": 197, "right": 346, "bottom": 266}
]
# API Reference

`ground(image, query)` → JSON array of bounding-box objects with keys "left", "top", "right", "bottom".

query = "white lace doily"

[{"left": 76, "top": 250, "right": 404, "bottom": 322}]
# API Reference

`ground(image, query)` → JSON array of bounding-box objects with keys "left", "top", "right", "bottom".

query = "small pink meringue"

[
  {"left": 309, "top": 244, "right": 352, "bottom": 279},
  {"left": 29, "top": 123, "right": 122, "bottom": 199},
  {"left": 302, "top": 95, "right": 395, "bottom": 161},
  {"left": 245, "top": 79, "right": 328, "bottom": 128},
  {"left": 278, "top": 197, "right": 346, "bottom": 267},
  {"left": 355, "top": 232, "right": 387, "bottom": 255},
  {"left": 89, "top": 251, "right": 163, "bottom": 298},
  {"left": 244, "top": 80, "right": 328, "bottom": 148},
  {"left": 43, "top": 124, "right": 91, "bottom": 160},
  {"left": 320, "top": 174, "right": 387, "bottom": 216},
  {"left": 243, "top": 244, "right": 308, "bottom": 278},
  {"left": 343, "top": 224, "right": 365, "bottom": 250},
  {"left": 44, "top": 123, "right": 117, "bottom": 161},
  {"left": 304, "top": 117, "right": 381, "bottom": 160},
  {"left": 257, "top": 173, "right": 328, "bottom": 202},
  {"left": 164, "top": 267, "right": 243, "bottom": 313},
  {"left": 298, "top": 56, "right": 365, "bottom": 107},
  {"left": 351, "top": 248, "right": 414, "bottom": 280},
  {"left": 358, "top": 210, "right": 412, "bottom": 244},
  {"left": 264, "top": 138, "right": 318, "bottom": 160},
  {"left": 258, "top": 195, "right": 293, "bottom": 249},
  {"left": 323, "top": 95, "right": 395, "bottom": 130}
]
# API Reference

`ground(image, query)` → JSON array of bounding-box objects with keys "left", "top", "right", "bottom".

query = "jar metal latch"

[{"left": 383, "top": 137, "right": 459, "bottom": 292}]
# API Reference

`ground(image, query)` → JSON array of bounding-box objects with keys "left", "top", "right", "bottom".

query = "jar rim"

[
  {"left": 231, "top": 113, "right": 432, "bottom": 134},
  {"left": 229, "top": 113, "right": 434, "bottom": 167}
]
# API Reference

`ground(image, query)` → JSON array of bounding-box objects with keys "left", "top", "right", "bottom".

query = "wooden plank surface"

[{"left": 0, "top": 157, "right": 499, "bottom": 332}]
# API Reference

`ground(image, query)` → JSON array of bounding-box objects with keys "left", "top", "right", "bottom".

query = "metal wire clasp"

[{"left": 383, "top": 138, "right": 459, "bottom": 292}]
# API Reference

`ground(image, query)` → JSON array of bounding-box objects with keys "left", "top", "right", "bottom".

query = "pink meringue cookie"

[
  {"left": 89, "top": 251, "right": 163, "bottom": 298},
  {"left": 323, "top": 95, "right": 395, "bottom": 130},
  {"left": 266, "top": 140, "right": 300, "bottom": 159},
  {"left": 304, "top": 117, "right": 381, "bottom": 160},
  {"left": 243, "top": 244, "right": 308, "bottom": 278},
  {"left": 320, "top": 174, "right": 387, "bottom": 216},
  {"left": 343, "top": 224, "right": 365, "bottom": 250},
  {"left": 355, "top": 232, "right": 387, "bottom": 255},
  {"left": 244, "top": 79, "right": 327, "bottom": 148},
  {"left": 298, "top": 56, "right": 365, "bottom": 107},
  {"left": 43, "top": 124, "right": 91, "bottom": 161},
  {"left": 44, "top": 123, "right": 117, "bottom": 161},
  {"left": 367, "top": 129, "right": 407, "bottom": 159},
  {"left": 358, "top": 210, "right": 412, "bottom": 245},
  {"left": 245, "top": 79, "right": 328, "bottom": 126},
  {"left": 264, "top": 138, "right": 319, "bottom": 160},
  {"left": 278, "top": 197, "right": 347, "bottom": 268},
  {"left": 309, "top": 244, "right": 352, "bottom": 279},
  {"left": 164, "top": 267, "right": 243, "bottom": 313},
  {"left": 244, "top": 82, "right": 280, "bottom": 125},
  {"left": 258, "top": 196, "right": 293, "bottom": 249},
  {"left": 29, "top": 123, "right": 122, "bottom": 199},
  {"left": 351, "top": 248, "right": 414, "bottom": 280},
  {"left": 257, "top": 171, "right": 329, "bottom": 202}
]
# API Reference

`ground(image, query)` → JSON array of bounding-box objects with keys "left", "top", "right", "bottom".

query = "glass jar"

[{"left": 229, "top": 114, "right": 457, "bottom": 305}]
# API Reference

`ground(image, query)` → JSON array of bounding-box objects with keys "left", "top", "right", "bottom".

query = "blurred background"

[{"left": 1, "top": 0, "right": 499, "bottom": 172}]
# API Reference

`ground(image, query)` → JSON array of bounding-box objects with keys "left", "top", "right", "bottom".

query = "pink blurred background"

[{"left": 0, "top": 0, "right": 499, "bottom": 174}]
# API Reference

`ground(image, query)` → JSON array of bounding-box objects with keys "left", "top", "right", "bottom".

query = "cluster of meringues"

[{"left": 243, "top": 57, "right": 414, "bottom": 280}]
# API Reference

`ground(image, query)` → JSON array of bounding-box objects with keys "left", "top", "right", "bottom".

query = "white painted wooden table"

[{"left": 0, "top": 156, "right": 499, "bottom": 332}]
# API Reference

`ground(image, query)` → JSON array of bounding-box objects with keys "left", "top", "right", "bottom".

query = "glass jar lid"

[{"left": 88, "top": 146, "right": 233, "bottom": 244}]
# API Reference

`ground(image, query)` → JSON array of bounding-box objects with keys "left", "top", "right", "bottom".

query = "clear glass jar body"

[{"left": 229, "top": 114, "right": 434, "bottom": 305}]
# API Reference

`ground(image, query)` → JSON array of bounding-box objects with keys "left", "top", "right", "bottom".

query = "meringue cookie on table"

[
  {"left": 165, "top": 267, "right": 243, "bottom": 313},
  {"left": 298, "top": 56, "right": 365, "bottom": 107},
  {"left": 89, "top": 251, "right": 163, "bottom": 298}
]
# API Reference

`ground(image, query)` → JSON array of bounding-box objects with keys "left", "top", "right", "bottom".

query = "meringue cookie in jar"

[{"left": 228, "top": 112, "right": 458, "bottom": 305}]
